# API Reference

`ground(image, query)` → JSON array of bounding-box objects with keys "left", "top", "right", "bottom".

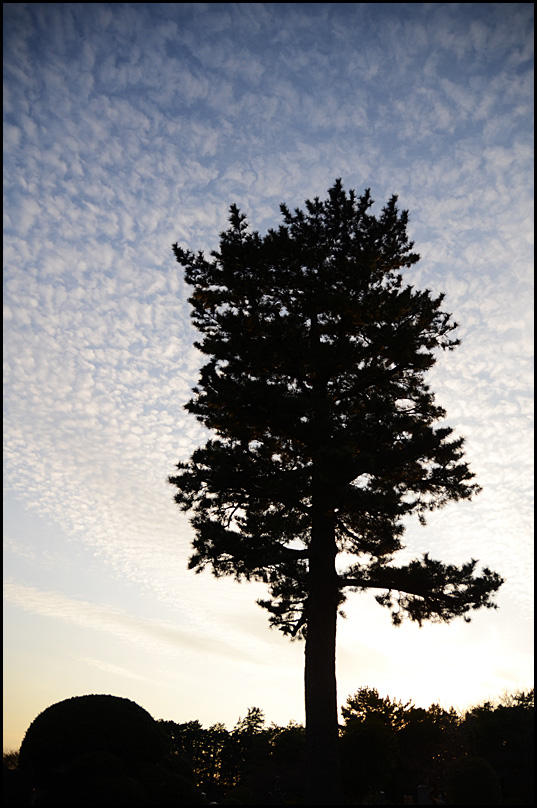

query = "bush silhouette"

[
  {"left": 445, "top": 754, "right": 502, "bottom": 805},
  {"left": 17, "top": 695, "right": 208, "bottom": 805},
  {"left": 19, "top": 694, "right": 168, "bottom": 771}
]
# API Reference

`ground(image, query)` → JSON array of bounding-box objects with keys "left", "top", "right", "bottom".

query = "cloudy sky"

[{"left": 3, "top": 3, "right": 533, "bottom": 750}]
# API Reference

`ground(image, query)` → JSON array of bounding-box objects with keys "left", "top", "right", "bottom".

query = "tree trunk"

[
  {"left": 304, "top": 309, "right": 342, "bottom": 804},
  {"left": 304, "top": 506, "right": 342, "bottom": 805}
]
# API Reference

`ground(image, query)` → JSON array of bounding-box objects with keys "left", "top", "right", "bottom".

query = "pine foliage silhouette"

[{"left": 170, "top": 180, "right": 503, "bottom": 803}]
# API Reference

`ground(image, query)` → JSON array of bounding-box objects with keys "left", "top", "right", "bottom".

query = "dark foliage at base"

[{"left": 5, "top": 688, "right": 533, "bottom": 805}]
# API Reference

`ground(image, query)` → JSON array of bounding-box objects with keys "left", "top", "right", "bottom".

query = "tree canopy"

[{"left": 170, "top": 179, "right": 502, "bottom": 633}]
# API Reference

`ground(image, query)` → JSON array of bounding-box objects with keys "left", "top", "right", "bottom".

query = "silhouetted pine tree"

[{"left": 170, "top": 180, "right": 503, "bottom": 804}]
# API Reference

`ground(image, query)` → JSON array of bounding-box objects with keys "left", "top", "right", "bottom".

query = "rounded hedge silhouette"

[{"left": 19, "top": 694, "right": 169, "bottom": 771}]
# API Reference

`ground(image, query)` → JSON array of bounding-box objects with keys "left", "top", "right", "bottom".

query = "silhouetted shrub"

[
  {"left": 19, "top": 694, "right": 168, "bottom": 771},
  {"left": 16, "top": 695, "right": 208, "bottom": 805},
  {"left": 445, "top": 755, "right": 502, "bottom": 805},
  {"left": 135, "top": 761, "right": 208, "bottom": 805},
  {"left": 461, "top": 696, "right": 534, "bottom": 804}
]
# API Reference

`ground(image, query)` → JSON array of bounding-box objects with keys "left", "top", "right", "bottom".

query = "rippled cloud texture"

[{"left": 3, "top": 3, "right": 533, "bottom": 748}]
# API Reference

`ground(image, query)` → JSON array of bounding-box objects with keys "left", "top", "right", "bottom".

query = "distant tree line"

[
  {"left": 157, "top": 688, "right": 534, "bottom": 805},
  {"left": 3, "top": 688, "right": 533, "bottom": 805}
]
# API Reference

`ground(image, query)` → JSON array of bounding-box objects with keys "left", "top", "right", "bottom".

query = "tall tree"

[{"left": 169, "top": 180, "right": 503, "bottom": 804}]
